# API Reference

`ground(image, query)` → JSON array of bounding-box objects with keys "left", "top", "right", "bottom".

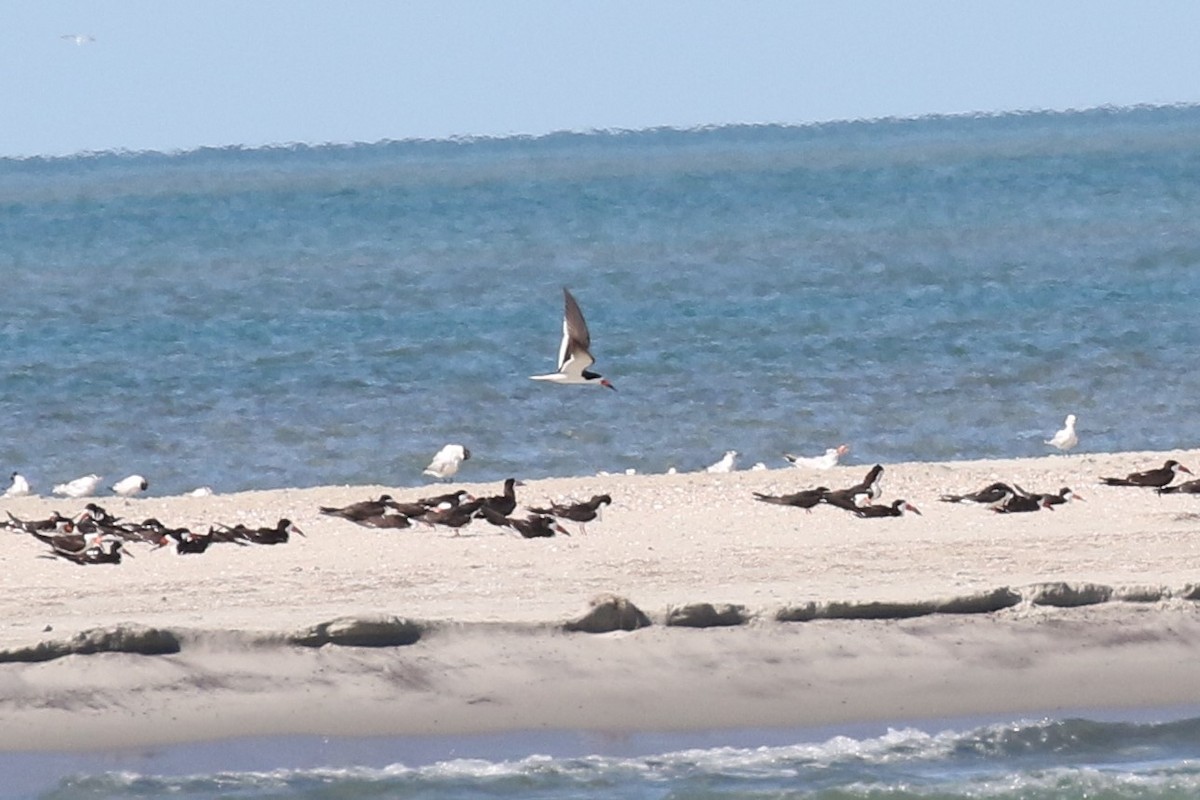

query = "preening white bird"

[
  {"left": 423, "top": 444, "right": 471, "bottom": 479},
  {"left": 53, "top": 474, "right": 103, "bottom": 498},
  {"left": 4, "top": 472, "right": 32, "bottom": 497},
  {"left": 784, "top": 444, "right": 850, "bottom": 469},
  {"left": 111, "top": 475, "right": 149, "bottom": 497},
  {"left": 705, "top": 450, "right": 739, "bottom": 473},
  {"left": 1044, "top": 414, "right": 1078, "bottom": 451}
]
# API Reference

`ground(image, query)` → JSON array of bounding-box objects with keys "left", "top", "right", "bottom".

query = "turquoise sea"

[{"left": 4, "top": 105, "right": 1200, "bottom": 797}]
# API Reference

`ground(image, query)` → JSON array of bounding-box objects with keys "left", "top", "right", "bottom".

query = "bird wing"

[{"left": 557, "top": 289, "right": 596, "bottom": 376}]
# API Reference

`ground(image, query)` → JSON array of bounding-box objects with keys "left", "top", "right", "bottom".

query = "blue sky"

[{"left": 4, "top": 1, "right": 1200, "bottom": 157}]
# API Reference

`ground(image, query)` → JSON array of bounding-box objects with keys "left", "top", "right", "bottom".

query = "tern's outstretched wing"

[{"left": 557, "top": 288, "right": 596, "bottom": 376}]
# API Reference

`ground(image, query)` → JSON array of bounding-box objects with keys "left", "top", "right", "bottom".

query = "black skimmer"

[
  {"left": 783, "top": 445, "right": 849, "bottom": 469},
  {"left": 416, "top": 488, "right": 473, "bottom": 509},
  {"left": 43, "top": 538, "right": 128, "bottom": 565},
  {"left": 1044, "top": 414, "right": 1078, "bottom": 451},
  {"left": 83, "top": 503, "right": 118, "bottom": 524},
  {"left": 4, "top": 471, "right": 32, "bottom": 497},
  {"left": 1017, "top": 485, "right": 1082, "bottom": 506},
  {"left": 52, "top": 474, "right": 103, "bottom": 498},
  {"left": 939, "top": 482, "right": 1014, "bottom": 505},
  {"left": 705, "top": 450, "right": 739, "bottom": 473},
  {"left": 420, "top": 499, "right": 483, "bottom": 530},
  {"left": 529, "top": 288, "right": 615, "bottom": 390},
  {"left": 424, "top": 444, "right": 471, "bottom": 479},
  {"left": 992, "top": 489, "right": 1051, "bottom": 513},
  {"left": 4, "top": 510, "right": 73, "bottom": 533},
  {"left": 111, "top": 475, "right": 149, "bottom": 497},
  {"left": 1158, "top": 478, "right": 1200, "bottom": 495},
  {"left": 823, "top": 464, "right": 884, "bottom": 511},
  {"left": 480, "top": 506, "right": 569, "bottom": 538},
  {"left": 218, "top": 519, "right": 304, "bottom": 545},
  {"left": 1101, "top": 460, "right": 1191, "bottom": 488},
  {"left": 354, "top": 512, "right": 412, "bottom": 529},
  {"left": 752, "top": 486, "right": 829, "bottom": 511},
  {"left": 528, "top": 494, "right": 612, "bottom": 532},
  {"left": 476, "top": 478, "right": 524, "bottom": 518},
  {"left": 30, "top": 522, "right": 93, "bottom": 553},
  {"left": 855, "top": 499, "right": 921, "bottom": 518},
  {"left": 320, "top": 494, "right": 398, "bottom": 521}
]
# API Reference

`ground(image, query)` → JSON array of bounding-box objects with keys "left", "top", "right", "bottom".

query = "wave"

[{"left": 41, "top": 718, "right": 1200, "bottom": 799}]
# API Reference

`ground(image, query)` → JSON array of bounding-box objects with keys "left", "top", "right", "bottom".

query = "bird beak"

[
  {"left": 1183, "top": 466, "right": 1194, "bottom": 475},
  {"left": 601, "top": 380, "right": 616, "bottom": 391},
  {"left": 1073, "top": 494, "right": 1085, "bottom": 502},
  {"left": 906, "top": 503, "right": 922, "bottom": 516}
]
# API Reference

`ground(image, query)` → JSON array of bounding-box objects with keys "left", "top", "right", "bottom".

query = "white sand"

[{"left": 2, "top": 448, "right": 1200, "bottom": 750}]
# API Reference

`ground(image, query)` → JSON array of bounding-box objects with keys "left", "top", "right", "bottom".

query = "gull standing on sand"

[
  {"left": 423, "top": 444, "right": 471, "bottom": 479},
  {"left": 529, "top": 288, "right": 615, "bottom": 390},
  {"left": 4, "top": 472, "right": 32, "bottom": 497},
  {"left": 705, "top": 450, "right": 739, "bottom": 473},
  {"left": 784, "top": 444, "right": 850, "bottom": 469},
  {"left": 52, "top": 474, "right": 103, "bottom": 498},
  {"left": 111, "top": 475, "right": 149, "bottom": 497},
  {"left": 1044, "top": 414, "right": 1078, "bottom": 451}
]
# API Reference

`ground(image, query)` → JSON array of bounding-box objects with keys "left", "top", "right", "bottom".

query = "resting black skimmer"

[
  {"left": 529, "top": 288, "right": 615, "bottom": 390},
  {"left": 1158, "top": 478, "right": 1200, "bottom": 495},
  {"left": 476, "top": 478, "right": 525, "bottom": 518},
  {"left": 355, "top": 512, "right": 412, "bottom": 529},
  {"left": 1016, "top": 485, "right": 1082, "bottom": 507},
  {"left": 854, "top": 499, "right": 921, "bottom": 518},
  {"left": 1101, "top": 460, "right": 1191, "bottom": 488},
  {"left": 528, "top": 494, "right": 612, "bottom": 532},
  {"left": 218, "top": 518, "right": 304, "bottom": 545},
  {"left": 823, "top": 465, "right": 884, "bottom": 511},
  {"left": 420, "top": 499, "right": 483, "bottom": 530},
  {"left": 319, "top": 495, "right": 397, "bottom": 522},
  {"left": 752, "top": 487, "right": 829, "bottom": 511},
  {"left": 992, "top": 489, "right": 1051, "bottom": 513},
  {"left": 480, "top": 506, "right": 569, "bottom": 538},
  {"left": 939, "top": 482, "right": 1014, "bottom": 505},
  {"left": 43, "top": 538, "right": 128, "bottom": 565}
]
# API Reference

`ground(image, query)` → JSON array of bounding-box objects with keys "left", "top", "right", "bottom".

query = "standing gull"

[
  {"left": 53, "top": 474, "right": 103, "bottom": 498},
  {"left": 705, "top": 450, "right": 739, "bottom": 473},
  {"left": 784, "top": 444, "right": 849, "bottom": 469},
  {"left": 1044, "top": 414, "right": 1078, "bottom": 451},
  {"left": 4, "top": 472, "right": 32, "bottom": 497},
  {"left": 111, "top": 475, "right": 149, "bottom": 497},
  {"left": 423, "top": 444, "right": 471, "bottom": 479},
  {"left": 530, "top": 288, "right": 615, "bottom": 390}
]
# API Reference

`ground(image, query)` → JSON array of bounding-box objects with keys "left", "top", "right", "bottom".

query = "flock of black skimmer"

[
  {"left": 319, "top": 478, "right": 613, "bottom": 539},
  {"left": 754, "top": 458, "right": 1198, "bottom": 517},
  {"left": 754, "top": 464, "right": 922, "bottom": 518},
  {"left": 3, "top": 503, "right": 303, "bottom": 564}
]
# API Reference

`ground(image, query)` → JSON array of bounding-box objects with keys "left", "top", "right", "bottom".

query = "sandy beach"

[{"left": 3, "top": 448, "right": 1200, "bottom": 752}]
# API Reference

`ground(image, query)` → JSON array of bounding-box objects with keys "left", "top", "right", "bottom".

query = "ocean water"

[
  {"left": 11, "top": 717, "right": 1200, "bottom": 799},
  {"left": 3, "top": 106, "right": 1200, "bottom": 495}
]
